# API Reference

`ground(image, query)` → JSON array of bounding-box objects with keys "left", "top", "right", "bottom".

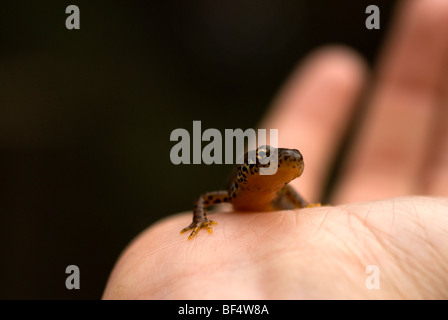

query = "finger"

[
  {"left": 333, "top": 0, "right": 448, "bottom": 204},
  {"left": 260, "top": 46, "right": 367, "bottom": 203},
  {"left": 426, "top": 82, "right": 448, "bottom": 196}
]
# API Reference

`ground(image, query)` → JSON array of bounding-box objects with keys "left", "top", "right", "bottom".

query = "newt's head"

[
  {"left": 254, "top": 145, "right": 303, "bottom": 178},
  {"left": 236, "top": 145, "right": 304, "bottom": 186},
  {"left": 227, "top": 146, "right": 304, "bottom": 210},
  {"left": 276, "top": 147, "right": 304, "bottom": 180}
]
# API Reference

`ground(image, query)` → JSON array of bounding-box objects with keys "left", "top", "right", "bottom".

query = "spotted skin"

[{"left": 181, "top": 146, "right": 319, "bottom": 239}]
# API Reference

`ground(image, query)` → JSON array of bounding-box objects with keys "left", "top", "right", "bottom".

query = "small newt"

[{"left": 181, "top": 145, "right": 318, "bottom": 239}]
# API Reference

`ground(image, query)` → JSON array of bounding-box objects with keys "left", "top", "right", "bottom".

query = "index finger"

[{"left": 260, "top": 47, "right": 367, "bottom": 203}]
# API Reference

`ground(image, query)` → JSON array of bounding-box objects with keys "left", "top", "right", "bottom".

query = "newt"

[{"left": 181, "top": 145, "right": 318, "bottom": 239}]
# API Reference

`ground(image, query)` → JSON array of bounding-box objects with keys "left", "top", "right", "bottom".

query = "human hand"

[{"left": 103, "top": 0, "right": 448, "bottom": 299}]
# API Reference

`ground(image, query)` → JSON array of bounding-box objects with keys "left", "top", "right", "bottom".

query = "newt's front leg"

[
  {"left": 273, "top": 185, "right": 321, "bottom": 209},
  {"left": 180, "top": 191, "right": 230, "bottom": 239}
]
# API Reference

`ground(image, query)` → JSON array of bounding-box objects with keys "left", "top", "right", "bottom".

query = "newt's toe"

[
  {"left": 180, "top": 220, "right": 217, "bottom": 239},
  {"left": 306, "top": 203, "right": 321, "bottom": 208}
]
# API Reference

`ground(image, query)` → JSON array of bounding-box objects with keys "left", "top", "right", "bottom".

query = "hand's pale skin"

[{"left": 103, "top": 0, "right": 448, "bottom": 299}]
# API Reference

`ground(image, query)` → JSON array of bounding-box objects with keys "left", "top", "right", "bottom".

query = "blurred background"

[{"left": 0, "top": 0, "right": 396, "bottom": 299}]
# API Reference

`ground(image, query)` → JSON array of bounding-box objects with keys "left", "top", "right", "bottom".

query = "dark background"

[{"left": 0, "top": 0, "right": 396, "bottom": 299}]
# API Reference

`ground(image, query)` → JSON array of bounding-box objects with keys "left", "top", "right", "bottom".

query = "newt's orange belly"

[{"left": 231, "top": 190, "right": 278, "bottom": 211}]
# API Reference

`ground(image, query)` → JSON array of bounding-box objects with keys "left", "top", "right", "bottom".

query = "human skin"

[{"left": 103, "top": 0, "right": 448, "bottom": 299}]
